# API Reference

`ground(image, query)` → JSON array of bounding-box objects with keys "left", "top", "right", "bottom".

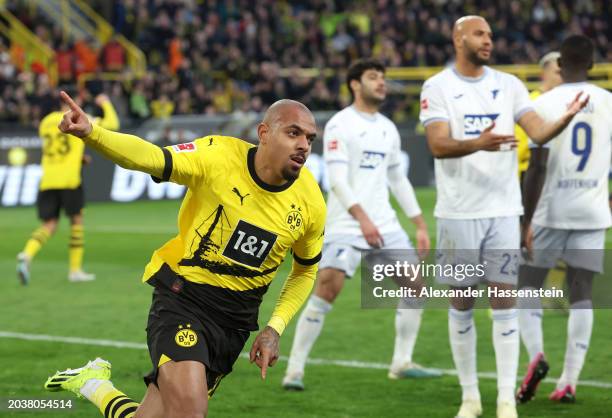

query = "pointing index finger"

[
  {"left": 60, "top": 91, "right": 81, "bottom": 113},
  {"left": 260, "top": 351, "right": 270, "bottom": 380}
]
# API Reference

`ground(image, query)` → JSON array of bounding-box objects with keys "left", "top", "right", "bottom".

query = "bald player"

[
  {"left": 43, "top": 92, "right": 326, "bottom": 418},
  {"left": 419, "top": 16, "right": 588, "bottom": 418}
]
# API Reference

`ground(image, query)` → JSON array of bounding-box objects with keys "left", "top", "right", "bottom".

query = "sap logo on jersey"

[
  {"left": 359, "top": 151, "right": 386, "bottom": 169},
  {"left": 464, "top": 114, "right": 499, "bottom": 135}
]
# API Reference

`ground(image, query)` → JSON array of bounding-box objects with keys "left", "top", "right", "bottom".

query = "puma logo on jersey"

[
  {"left": 464, "top": 114, "right": 499, "bottom": 135},
  {"left": 232, "top": 187, "right": 250, "bottom": 205}
]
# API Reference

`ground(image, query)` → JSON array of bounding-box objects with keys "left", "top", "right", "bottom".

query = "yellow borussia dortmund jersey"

[
  {"left": 142, "top": 136, "right": 326, "bottom": 309},
  {"left": 38, "top": 112, "right": 86, "bottom": 190},
  {"left": 515, "top": 90, "right": 541, "bottom": 175}
]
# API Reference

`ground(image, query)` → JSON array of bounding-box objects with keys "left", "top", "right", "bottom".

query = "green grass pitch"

[{"left": 1, "top": 188, "right": 611, "bottom": 417}]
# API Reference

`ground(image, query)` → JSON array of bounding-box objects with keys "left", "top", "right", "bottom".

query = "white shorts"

[
  {"left": 524, "top": 225, "right": 605, "bottom": 273},
  {"left": 436, "top": 216, "right": 520, "bottom": 286},
  {"left": 319, "top": 230, "right": 417, "bottom": 278}
]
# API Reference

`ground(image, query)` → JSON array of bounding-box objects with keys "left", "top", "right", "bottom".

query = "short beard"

[
  {"left": 282, "top": 166, "right": 301, "bottom": 181},
  {"left": 466, "top": 48, "right": 489, "bottom": 66},
  {"left": 362, "top": 92, "right": 384, "bottom": 108}
]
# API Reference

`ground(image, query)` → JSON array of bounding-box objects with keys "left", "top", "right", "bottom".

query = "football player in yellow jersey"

[
  {"left": 43, "top": 92, "right": 326, "bottom": 418},
  {"left": 16, "top": 93, "right": 119, "bottom": 284}
]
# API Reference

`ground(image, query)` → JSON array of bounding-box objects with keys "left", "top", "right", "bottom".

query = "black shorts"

[
  {"left": 37, "top": 187, "right": 84, "bottom": 220},
  {"left": 144, "top": 273, "right": 250, "bottom": 398}
]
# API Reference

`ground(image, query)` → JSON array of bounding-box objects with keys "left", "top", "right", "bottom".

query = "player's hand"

[
  {"left": 360, "top": 218, "right": 384, "bottom": 248},
  {"left": 82, "top": 154, "right": 93, "bottom": 165},
  {"left": 521, "top": 224, "right": 534, "bottom": 261},
  {"left": 94, "top": 93, "right": 111, "bottom": 107},
  {"left": 249, "top": 326, "right": 279, "bottom": 380},
  {"left": 59, "top": 91, "right": 92, "bottom": 138},
  {"left": 415, "top": 227, "right": 430, "bottom": 260},
  {"left": 562, "top": 91, "right": 590, "bottom": 122},
  {"left": 475, "top": 122, "right": 517, "bottom": 152}
]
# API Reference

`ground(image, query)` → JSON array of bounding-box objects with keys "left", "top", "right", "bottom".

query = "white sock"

[
  {"left": 558, "top": 300, "right": 593, "bottom": 389},
  {"left": 518, "top": 289, "right": 544, "bottom": 361},
  {"left": 285, "top": 295, "right": 332, "bottom": 376},
  {"left": 449, "top": 308, "right": 480, "bottom": 401},
  {"left": 492, "top": 308, "right": 520, "bottom": 404},
  {"left": 390, "top": 297, "right": 425, "bottom": 369}
]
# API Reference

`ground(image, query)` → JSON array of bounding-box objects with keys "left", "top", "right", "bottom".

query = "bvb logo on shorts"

[
  {"left": 175, "top": 324, "right": 198, "bottom": 347},
  {"left": 286, "top": 204, "right": 303, "bottom": 231}
]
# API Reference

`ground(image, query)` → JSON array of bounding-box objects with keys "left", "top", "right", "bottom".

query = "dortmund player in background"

[
  {"left": 44, "top": 92, "right": 326, "bottom": 418},
  {"left": 16, "top": 92, "right": 119, "bottom": 284}
]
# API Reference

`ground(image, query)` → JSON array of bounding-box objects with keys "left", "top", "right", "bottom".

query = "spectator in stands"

[
  {"left": 56, "top": 41, "right": 76, "bottom": 83},
  {"left": 129, "top": 80, "right": 150, "bottom": 119},
  {"left": 101, "top": 36, "right": 126, "bottom": 72},
  {"left": 0, "top": 0, "right": 610, "bottom": 125},
  {"left": 150, "top": 93, "right": 174, "bottom": 118}
]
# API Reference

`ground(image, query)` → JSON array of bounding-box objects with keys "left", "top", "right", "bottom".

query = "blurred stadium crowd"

[{"left": 0, "top": 0, "right": 610, "bottom": 126}]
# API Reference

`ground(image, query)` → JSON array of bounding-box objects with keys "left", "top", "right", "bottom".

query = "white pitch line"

[
  {"left": 2, "top": 331, "right": 611, "bottom": 389},
  {"left": 87, "top": 226, "right": 176, "bottom": 234}
]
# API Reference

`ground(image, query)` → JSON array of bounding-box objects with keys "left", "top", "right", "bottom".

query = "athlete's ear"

[
  {"left": 257, "top": 122, "right": 269, "bottom": 145},
  {"left": 349, "top": 79, "right": 360, "bottom": 96}
]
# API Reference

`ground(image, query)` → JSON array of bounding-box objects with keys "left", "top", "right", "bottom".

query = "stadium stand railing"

[
  {"left": 279, "top": 64, "right": 612, "bottom": 95},
  {"left": 0, "top": 4, "right": 57, "bottom": 85},
  {"left": 28, "top": 0, "right": 145, "bottom": 76}
]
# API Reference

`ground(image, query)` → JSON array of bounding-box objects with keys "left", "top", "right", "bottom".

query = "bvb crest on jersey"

[
  {"left": 175, "top": 324, "right": 198, "bottom": 347},
  {"left": 286, "top": 204, "right": 303, "bottom": 232}
]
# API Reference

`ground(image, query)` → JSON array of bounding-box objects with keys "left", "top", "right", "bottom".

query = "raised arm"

[
  {"left": 93, "top": 94, "right": 120, "bottom": 131},
  {"left": 518, "top": 91, "right": 589, "bottom": 145},
  {"left": 59, "top": 90, "right": 166, "bottom": 179}
]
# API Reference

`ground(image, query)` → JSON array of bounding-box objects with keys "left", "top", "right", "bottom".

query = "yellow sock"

[
  {"left": 91, "top": 381, "right": 139, "bottom": 418},
  {"left": 23, "top": 226, "right": 51, "bottom": 259},
  {"left": 69, "top": 224, "right": 84, "bottom": 272}
]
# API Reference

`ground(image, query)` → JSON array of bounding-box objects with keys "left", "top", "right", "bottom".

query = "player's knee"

[
  {"left": 163, "top": 390, "right": 207, "bottom": 418},
  {"left": 449, "top": 287, "right": 478, "bottom": 310},
  {"left": 70, "top": 213, "right": 83, "bottom": 225},
  {"left": 158, "top": 366, "right": 208, "bottom": 418},
  {"left": 315, "top": 270, "right": 344, "bottom": 303},
  {"left": 43, "top": 219, "right": 58, "bottom": 234},
  {"left": 518, "top": 265, "right": 547, "bottom": 289},
  {"left": 567, "top": 267, "right": 594, "bottom": 304}
]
